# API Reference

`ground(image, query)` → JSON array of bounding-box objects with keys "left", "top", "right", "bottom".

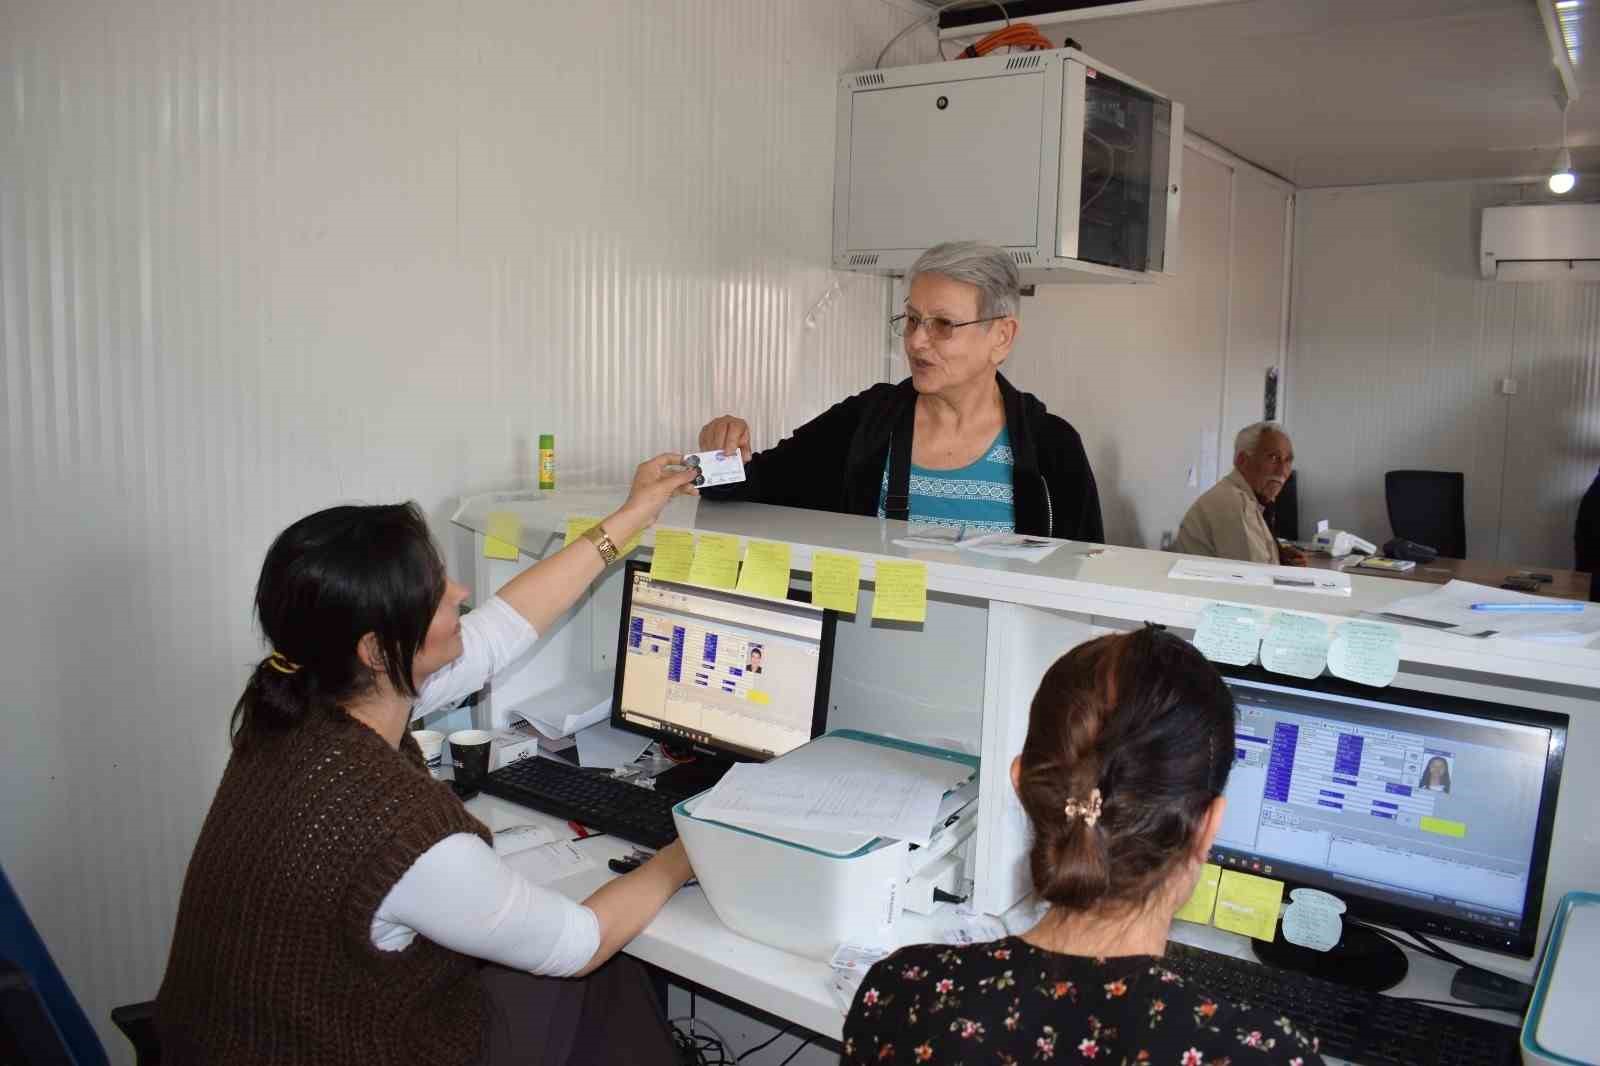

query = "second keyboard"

[{"left": 480, "top": 756, "right": 680, "bottom": 850}]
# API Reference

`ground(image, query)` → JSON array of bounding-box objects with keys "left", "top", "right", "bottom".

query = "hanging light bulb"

[
  {"left": 1551, "top": 148, "right": 1577, "bottom": 194},
  {"left": 1551, "top": 99, "right": 1577, "bottom": 195}
]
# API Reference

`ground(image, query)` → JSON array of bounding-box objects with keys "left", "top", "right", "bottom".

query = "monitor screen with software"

[
  {"left": 611, "top": 560, "right": 835, "bottom": 768},
  {"left": 1212, "top": 668, "right": 1567, "bottom": 958}
]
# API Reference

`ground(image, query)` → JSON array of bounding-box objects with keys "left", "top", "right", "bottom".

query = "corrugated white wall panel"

[
  {"left": 1290, "top": 182, "right": 1600, "bottom": 571},
  {"left": 1499, "top": 285, "right": 1600, "bottom": 568},
  {"left": 1223, "top": 172, "right": 1291, "bottom": 458},
  {"left": 1, "top": 1, "right": 933, "bottom": 1059}
]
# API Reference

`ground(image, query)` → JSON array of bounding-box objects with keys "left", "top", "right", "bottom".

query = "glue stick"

[{"left": 538, "top": 434, "right": 555, "bottom": 490}]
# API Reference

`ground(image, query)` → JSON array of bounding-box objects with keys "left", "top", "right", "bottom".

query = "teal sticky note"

[
  {"left": 1327, "top": 621, "right": 1400, "bottom": 687},
  {"left": 1260, "top": 612, "right": 1329, "bottom": 678},
  {"left": 1193, "top": 603, "right": 1265, "bottom": 666}
]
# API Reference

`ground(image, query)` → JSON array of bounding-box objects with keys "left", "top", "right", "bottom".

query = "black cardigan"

[{"left": 702, "top": 374, "right": 1104, "bottom": 542}]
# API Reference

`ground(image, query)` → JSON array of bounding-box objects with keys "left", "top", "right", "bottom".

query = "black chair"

[
  {"left": 111, "top": 1001, "right": 161, "bottom": 1065},
  {"left": 1385, "top": 470, "right": 1465, "bottom": 558},
  {"left": 1265, "top": 470, "right": 1299, "bottom": 543}
]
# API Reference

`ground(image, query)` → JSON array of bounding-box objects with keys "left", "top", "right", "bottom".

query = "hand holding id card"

[{"left": 684, "top": 449, "right": 746, "bottom": 488}]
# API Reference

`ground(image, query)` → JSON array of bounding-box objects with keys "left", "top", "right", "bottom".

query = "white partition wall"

[{"left": 975, "top": 605, "right": 1112, "bottom": 916}]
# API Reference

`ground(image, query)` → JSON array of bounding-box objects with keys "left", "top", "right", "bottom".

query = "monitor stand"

[
  {"left": 650, "top": 754, "right": 735, "bottom": 802},
  {"left": 1251, "top": 921, "right": 1408, "bottom": 992}
]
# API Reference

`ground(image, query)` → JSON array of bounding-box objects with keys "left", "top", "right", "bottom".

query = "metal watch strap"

[{"left": 581, "top": 523, "right": 619, "bottom": 565}]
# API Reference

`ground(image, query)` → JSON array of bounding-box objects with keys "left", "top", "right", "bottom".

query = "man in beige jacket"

[{"left": 1173, "top": 422, "right": 1306, "bottom": 565}]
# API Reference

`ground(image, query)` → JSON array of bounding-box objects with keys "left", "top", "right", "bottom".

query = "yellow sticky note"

[
  {"left": 736, "top": 540, "right": 792, "bottom": 600},
  {"left": 564, "top": 515, "right": 640, "bottom": 555},
  {"left": 564, "top": 515, "right": 600, "bottom": 548},
  {"left": 811, "top": 552, "right": 862, "bottom": 614},
  {"left": 650, "top": 529, "right": 696, "bottom": 584},
  {"left": 871, "top": 561, "right": 928, "bottom": 623},
  {"left": 687, "top": 532, "right": 740, "bottom": 589},
  {"left": 1213, "top": 869, "right": 1284, "bottom": 941},
  {"left": 1175, "top": 863, "right": 1222, "bottom": 925},
  {"left": 484, "top": 512, "right": 522, "bottom": 561},
  {"left": 1420, "top": 816, "right": 1466, "bottom": 839}
]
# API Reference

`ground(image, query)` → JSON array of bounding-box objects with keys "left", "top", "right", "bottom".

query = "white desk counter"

[
  {"left": 467, "top": 793, "right": 858, "bottom": 1041},
  {"left": 453, "top": 489, "right": 1600, "bottom": 977},
  {"left": 466, "top": 792, "right": 1523, "bottom": 1061},
  {"left": 455, "top": 489, "right": 1600, "bottom": 690}
]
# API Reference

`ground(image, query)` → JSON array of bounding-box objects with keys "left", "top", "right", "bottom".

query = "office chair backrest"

[
  {"left": 1266, "top": 470, "right": 1300, "bottom": 543},
  {"left": 0, "top": 865, "right": 109, "bottom": 1066},
  {"left": 1384, "top": 470, "right": 1466, "bottom": 559}
]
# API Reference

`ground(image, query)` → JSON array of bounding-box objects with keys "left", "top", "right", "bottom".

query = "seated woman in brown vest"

[
  {"left": 843, "top": 628, "right": 1325, "bottom": 1065},
  {"left": 155, "top": 455, "right": 699, "bottom": 1066}
]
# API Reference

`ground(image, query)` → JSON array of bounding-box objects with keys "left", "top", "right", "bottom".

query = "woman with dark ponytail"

[
  {"left": 156, "top": 454, "right": 700, "bottom": 1066},
  {"left": 844, "top": 628, "right": 1325, "bottom": 1065}
]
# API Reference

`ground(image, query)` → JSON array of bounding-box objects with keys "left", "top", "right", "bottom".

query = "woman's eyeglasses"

[{"left": 888, "top": 312, "right": 1005, "bottom": 341}]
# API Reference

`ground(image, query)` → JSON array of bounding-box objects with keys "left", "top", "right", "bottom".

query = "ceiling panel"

[{"left": 935, "top": 0, "right": 1600, "bottom": 187}]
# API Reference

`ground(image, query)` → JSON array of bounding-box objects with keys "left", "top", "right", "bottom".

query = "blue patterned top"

[{"left": 877, "top": 426, "right": 1016, "bottom": 534}]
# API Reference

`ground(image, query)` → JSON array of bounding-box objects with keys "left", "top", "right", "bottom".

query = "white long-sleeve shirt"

[{"left": 368, "top": 595, "right": 602, "bottom": 976}]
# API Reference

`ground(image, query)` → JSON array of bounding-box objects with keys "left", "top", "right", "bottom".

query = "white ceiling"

[{"left": 940, "top": 0, "right": 1600, "bottom": 188}]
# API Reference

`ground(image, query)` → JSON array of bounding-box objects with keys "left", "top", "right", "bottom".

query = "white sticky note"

[
  {"left": 1281, "top": 888, "right": 1346, "bottom": 952},
  {"left": 1327, "top": 621, "right": 1401, "bottom": 687},
  {"left": 1193, "top": 603, "right": 1265, "bottom": 666},
  {"left": 1260, "top": 612, "right": 1329, "bottom": 678},
  {"left": 491, "top": 824, "right": 554, "bottom": 858}
]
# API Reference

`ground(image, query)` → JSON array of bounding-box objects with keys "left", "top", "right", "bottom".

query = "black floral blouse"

[{"left": 842, "top": 937, "right": 1325, "bottom": 1065}]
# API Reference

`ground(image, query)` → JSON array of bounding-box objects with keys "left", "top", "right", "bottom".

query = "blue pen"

[{"left": 1468, "top": 602, "right": 1585, "bottom": 613}]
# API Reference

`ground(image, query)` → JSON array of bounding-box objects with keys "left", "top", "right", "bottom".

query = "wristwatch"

[{"left": 581, "top": 523, "right": 619, "bottom": 565}]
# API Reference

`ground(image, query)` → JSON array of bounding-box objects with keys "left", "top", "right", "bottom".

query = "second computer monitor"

[
  {"left": 1214, "top": 667, "right": 1567, "bottom": 959},
  {"left": 611, "top": 560, "right": 835, "bottom": 766}
]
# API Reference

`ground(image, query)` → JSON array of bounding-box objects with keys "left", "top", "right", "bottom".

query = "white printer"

[{"left": 672, "top": 730, "right": 980, "bottom": 961}]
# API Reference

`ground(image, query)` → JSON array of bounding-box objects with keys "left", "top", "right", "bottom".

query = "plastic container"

[{"left": 1521, "top": 891, "right": 1600, "bottom": 1065}]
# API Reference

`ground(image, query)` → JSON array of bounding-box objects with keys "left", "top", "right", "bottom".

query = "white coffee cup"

[{"left": 411, "top": 730, "right": 445, "bottom": 777}]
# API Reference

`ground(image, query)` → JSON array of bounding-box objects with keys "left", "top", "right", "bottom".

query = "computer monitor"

[
  {"left": 1213, "top": 667, "right": 1567, "bottom": 968},
  {"left": 611, "top": 559, "right": 836, "bottom": 796}
]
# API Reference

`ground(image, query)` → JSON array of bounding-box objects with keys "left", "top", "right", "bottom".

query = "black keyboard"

[
  {"left": 480, "top": 757, "right": 680, "bottom": 849},
  {"left": 1161, "top": 941, "right": 1520, "bottom": 1066}
]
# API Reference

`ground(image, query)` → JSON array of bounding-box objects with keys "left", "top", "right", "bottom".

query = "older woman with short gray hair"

[{"left": 697, "top": 241, "right": 1103, "bottom": 540}]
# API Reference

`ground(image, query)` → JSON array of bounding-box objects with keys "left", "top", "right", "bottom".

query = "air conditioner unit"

[
  {"left": 833, "top": 48, "right": 1183, "bottom": 284},
  {"left": 1481, "top": 204, "right": 1600, "bottom": 281}
]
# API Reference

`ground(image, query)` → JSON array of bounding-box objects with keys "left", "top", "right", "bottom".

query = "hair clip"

[
  {"left": 266, "top": 651, "right": 302, "bottom": 675},
  {"left": 1063, "top": 787, "right": 1103, "bottom": 828}
]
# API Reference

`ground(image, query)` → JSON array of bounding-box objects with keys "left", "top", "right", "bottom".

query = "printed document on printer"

[{"left": 691, "top": 763, "right": 949, "bottom": 846}]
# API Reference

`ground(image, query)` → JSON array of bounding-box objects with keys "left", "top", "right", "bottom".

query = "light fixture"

[
  {"left": 1551, "top": 148, "right": 1577, "bottom": 194},
  {"left": 1551, "top": 100, "right": 1577, "bottom": 195}
]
